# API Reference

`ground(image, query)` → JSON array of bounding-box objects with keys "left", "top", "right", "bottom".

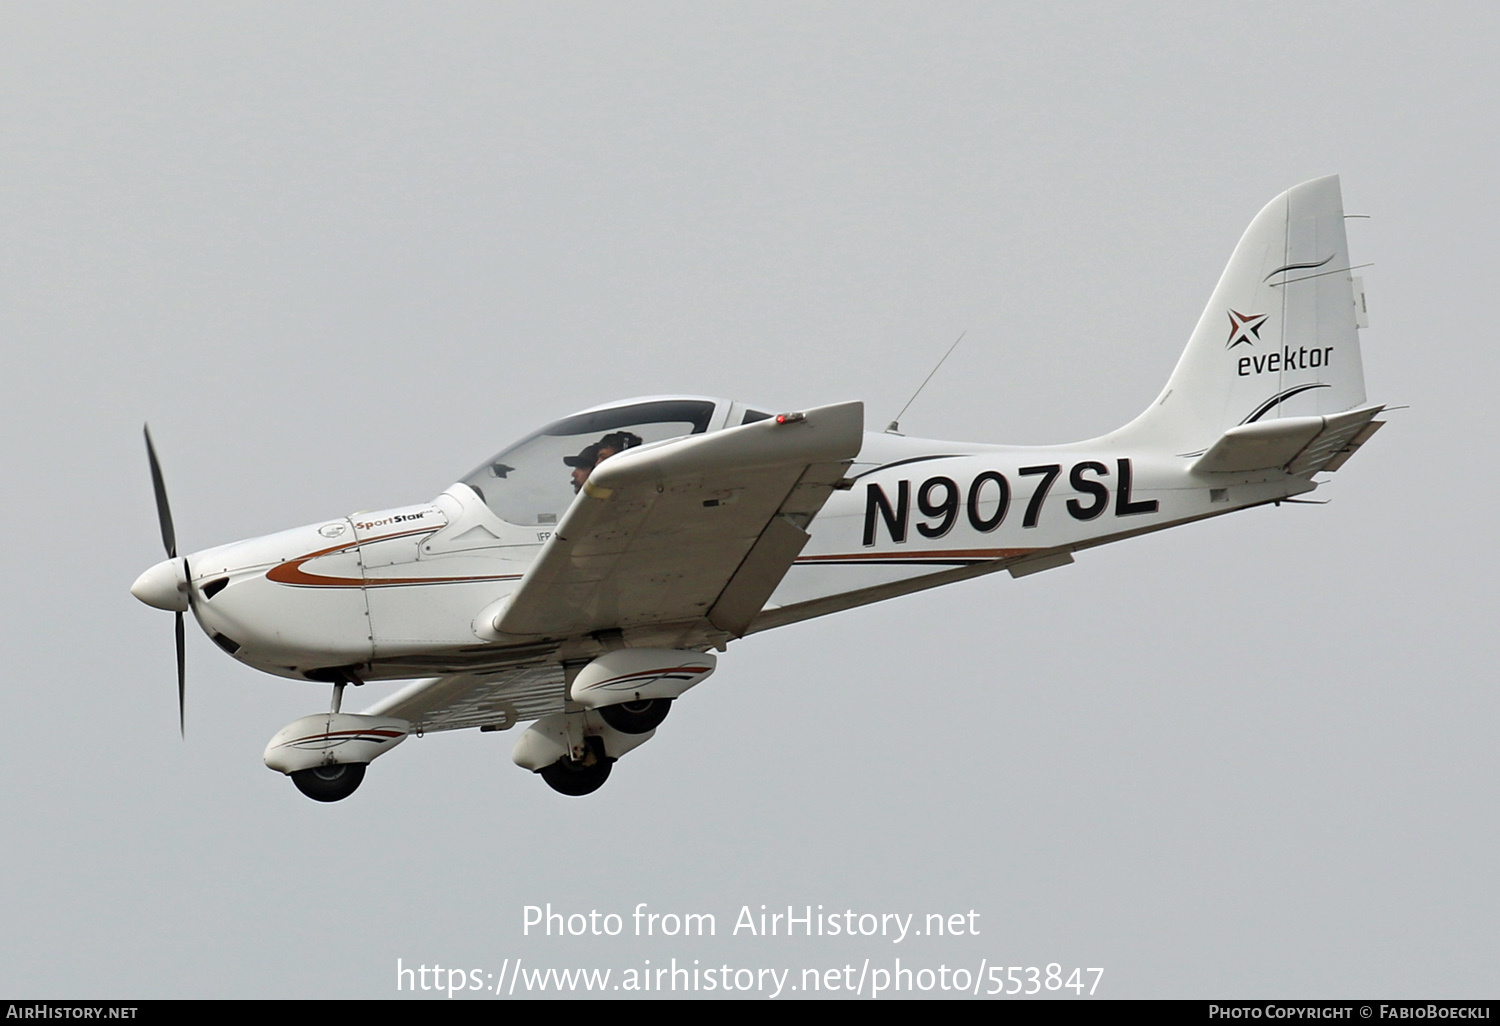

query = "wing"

[
  {"left": 492, "top": 401, "right": 864, "bottom": 642},
  {"left": 364, "top": 664, "right": 568, "bottom": 733}
]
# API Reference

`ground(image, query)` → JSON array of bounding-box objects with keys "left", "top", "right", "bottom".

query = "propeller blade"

[
  {"left": 176, "top": 609, "right": 186, "bottom": 737},
  {"left": 143, "top": 424, "right": 177, "bottom": 559},
  {"left": 145, "top": 424, "right": 188, "bottom": 736}
]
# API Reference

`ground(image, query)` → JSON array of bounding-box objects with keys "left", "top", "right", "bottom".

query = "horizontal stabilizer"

[{"left": 1193, "top": 406, "right": 1384, "bottom": 475}]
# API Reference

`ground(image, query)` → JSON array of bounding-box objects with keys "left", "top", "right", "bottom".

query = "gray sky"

[{"left": 2, "top": 1, "right": 1495, "bottom": 998}]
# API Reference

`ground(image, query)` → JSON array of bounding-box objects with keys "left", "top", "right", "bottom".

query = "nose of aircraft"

[{"left": 131, "top": 557, "right": 190, "bottom": 611}]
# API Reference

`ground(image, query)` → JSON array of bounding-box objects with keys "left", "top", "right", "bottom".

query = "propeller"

[{"left": 143, "top": 425, "right": 189, "bottom": 737}]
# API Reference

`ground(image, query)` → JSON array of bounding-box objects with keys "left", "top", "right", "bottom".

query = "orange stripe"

[
  {"left": 265, "top": 527, "right": 522, "bottom": 588},
  {"left": 794, "top": 547, "right": 1037, "bottom": 563}
]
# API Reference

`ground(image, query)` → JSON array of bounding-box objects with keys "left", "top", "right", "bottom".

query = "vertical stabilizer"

[{"left": 1114, "top": 176, "right": 1367, "bottom": 453}]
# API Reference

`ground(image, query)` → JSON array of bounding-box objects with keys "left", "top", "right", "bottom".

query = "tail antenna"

[{"left": 886, "top": 331, "right": 966, "bottom": 434}]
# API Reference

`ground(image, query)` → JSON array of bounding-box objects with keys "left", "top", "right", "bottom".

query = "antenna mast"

[{"left": 886, "top": 331, "right": 966, "bottom": 434}]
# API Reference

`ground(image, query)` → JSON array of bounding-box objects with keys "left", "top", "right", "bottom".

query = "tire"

[
  {"left": 597, "top": 698, "right": 672, "bottom": 735},
  {"left": 538, "top": 739, "right": 614, "bottom": 796},
  {"left": 290, "top": 762, "right": 367, "bottom": 802}
]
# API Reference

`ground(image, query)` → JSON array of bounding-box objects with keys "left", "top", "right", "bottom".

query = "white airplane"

[{"left": 132, "top": 176, "right": 1382, "bottom": 802}]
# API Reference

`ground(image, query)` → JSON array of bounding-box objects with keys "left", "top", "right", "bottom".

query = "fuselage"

[{"left": 153, "top": 396, "right": 1312, "bottom": 685}]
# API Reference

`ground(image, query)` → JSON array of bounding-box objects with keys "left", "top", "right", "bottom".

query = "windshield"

[{"left": 461, "top": 399, "right": 717, "bottom": 526}]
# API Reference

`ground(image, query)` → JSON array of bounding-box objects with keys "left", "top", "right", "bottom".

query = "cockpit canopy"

[{"left": 461, "top": 398, "right": 740, "bottom": 527}]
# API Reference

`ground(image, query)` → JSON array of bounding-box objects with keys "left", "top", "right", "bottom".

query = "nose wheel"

[
  {"left": 290, "top": 763, "right": 367, "bottom": 802},
  {"left": 283, "top": 675, "right": 372, "bottom": 802}
]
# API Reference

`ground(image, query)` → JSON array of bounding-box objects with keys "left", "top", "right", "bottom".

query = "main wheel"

[
  {"left": 598, "top": 698, "right": 672, "bottom": 734},
  {"left": 291, "top": 762, "right": 367, "bottom": 802},
  {"left": 538, "top": 739, "right": 613, "bottom": 796}
]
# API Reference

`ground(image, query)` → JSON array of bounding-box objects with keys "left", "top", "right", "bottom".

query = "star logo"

[{"left": 1225, "top": 309, "right": 1269, "bottom": 349}]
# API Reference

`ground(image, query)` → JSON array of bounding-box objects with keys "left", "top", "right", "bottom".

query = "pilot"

[
  {"left": 564, "top": 442, "right": 606, "bottom": 493},
  {"left": 563, "top": 431, "right": 643, "bottom": 493}
]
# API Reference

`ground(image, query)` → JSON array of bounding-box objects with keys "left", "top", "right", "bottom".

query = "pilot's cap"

[
  {"left": 563, "top": 442, "right": 604, "bottom": 468},
  {"left": 599, "top": 431, "right": 643, "bottom": 453}
]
